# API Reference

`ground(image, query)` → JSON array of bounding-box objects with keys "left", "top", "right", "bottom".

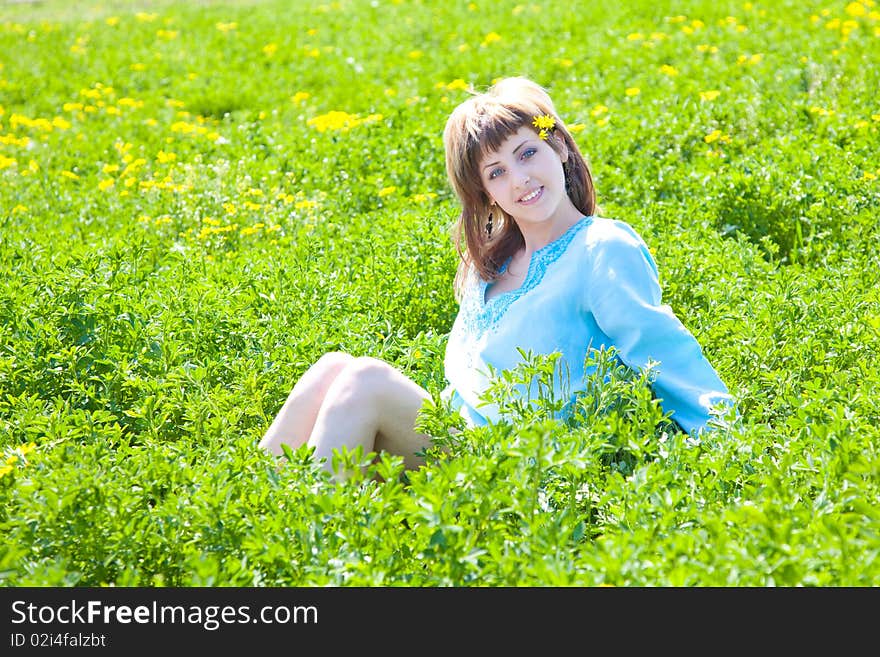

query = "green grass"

[{"left": 1, "top": 0, "right": 878, "bottom": 586}]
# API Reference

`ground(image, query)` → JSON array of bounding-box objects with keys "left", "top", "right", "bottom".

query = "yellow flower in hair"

[{"left": 532, "top": 114, "right": 556, "bottom": 131}]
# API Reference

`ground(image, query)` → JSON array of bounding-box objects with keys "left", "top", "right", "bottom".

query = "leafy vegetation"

[{"left": 1, "top": 0, "right": 878, "bottom": 586}]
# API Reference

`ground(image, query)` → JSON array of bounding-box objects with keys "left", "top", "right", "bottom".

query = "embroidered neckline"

[
  {"left": 464, "top": 215, "right": 593, "bottom": 333},
  {"left": 482, "top": 216, "right": 591, "bottom": 306}
]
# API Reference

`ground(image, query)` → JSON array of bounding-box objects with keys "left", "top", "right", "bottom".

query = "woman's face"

[{"left": 478, "top": 125, "right": 573, "bottom": 230}]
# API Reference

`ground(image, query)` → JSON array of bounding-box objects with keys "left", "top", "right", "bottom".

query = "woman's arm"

[{"left": 585, "top": 220, "right": 734, "bottom": 434}]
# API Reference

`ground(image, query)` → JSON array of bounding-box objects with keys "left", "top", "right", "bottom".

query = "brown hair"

[{"left": 443, "top": 77, "right": 597, "bottom": 298}]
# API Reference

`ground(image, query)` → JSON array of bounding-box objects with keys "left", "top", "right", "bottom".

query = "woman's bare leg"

[
  {"left": 259, "top": 352, "right": 355, "bottom": 456},
  {"left": 308, "top": 356, "right": 432, "bottom": 473}
]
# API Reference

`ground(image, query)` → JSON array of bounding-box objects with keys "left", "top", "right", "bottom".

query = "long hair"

[{"left": 442, "top": 77, "right": 597, "bottom": 299}]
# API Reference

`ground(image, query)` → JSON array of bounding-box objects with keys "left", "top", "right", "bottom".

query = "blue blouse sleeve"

[{"left": 585, "top": 221, "right": 733, "bottom": 434}]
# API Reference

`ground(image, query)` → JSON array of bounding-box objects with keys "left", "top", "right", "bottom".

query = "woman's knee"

[
  {"left": 339, "top": 356, "right": 392, "bottom": 386},
  {"left": 328, "top": 357, "right": 398, "bottom": 402},
  {"left": 314, "top": 351, "right": 355, "bottom": 376},
  {"left": 286, "top": 351, "right": 354, "bottom": 398}
]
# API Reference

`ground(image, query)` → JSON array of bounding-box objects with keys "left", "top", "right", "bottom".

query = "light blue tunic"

[{"left": 442, "top": 215, "right": 733, "bottom": 434}]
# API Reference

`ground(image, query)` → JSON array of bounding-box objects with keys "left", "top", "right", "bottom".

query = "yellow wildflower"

[
  {"left": 445, "top": 79, "right": 470, "bottom": 92},
  {"left": 481, "top": 32, "right": 502, "bottom": 47},
  {"left": 738, "top": 53, "right": 764, "bottom": 65},
  {"left": 307, "top": 111, "right": 358, "bottom": 132},
  {"left": 625, "top": 87, "right": 641, "bottom": 96},
  {"left": 699, "top": 90, "right": 721, "bottom": 101},
  {"left": 307, "top": 111, "right": 382, "bottom": 132},
  {"left": 703, "top": 130, "right": 731, "bottom": 144},
  {"left": 532, "top": 114, "right": 556, "bottom": 130}
]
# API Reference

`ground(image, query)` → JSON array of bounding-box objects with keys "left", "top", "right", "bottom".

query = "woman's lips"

[{"left": 518, "top": 186, "right": 544, "bottom": 204}]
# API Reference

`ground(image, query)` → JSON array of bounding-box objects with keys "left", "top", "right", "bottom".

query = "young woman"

[{"left": 259, "top": 77, "right": 733, "bottom": 474}]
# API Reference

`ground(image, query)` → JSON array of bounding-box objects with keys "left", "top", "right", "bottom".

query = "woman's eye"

[
  {"left": 522, "top": 148, "right": 537, "bottom": 159},
  {"left": 489, "top": 167, "right": 503, "bottom": 179}
]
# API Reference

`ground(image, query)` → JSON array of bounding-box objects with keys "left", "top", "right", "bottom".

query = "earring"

[{"left": 485, "top": 210, "right": 493, "bottom": 237}]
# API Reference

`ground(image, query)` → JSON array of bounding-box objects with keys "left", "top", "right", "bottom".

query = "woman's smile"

[{"left": 517, "top": 186, "right": 544, "bottom": 205}]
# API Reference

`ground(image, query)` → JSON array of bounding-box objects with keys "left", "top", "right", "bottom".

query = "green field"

[{"left": 1, "top": 0, "right": 878, "bottom": 585}]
